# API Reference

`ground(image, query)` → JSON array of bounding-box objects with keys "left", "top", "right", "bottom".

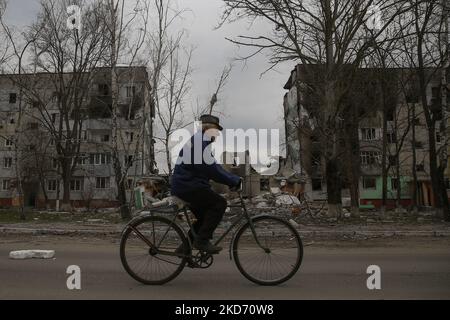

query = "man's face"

[{"left": 203, "top": 124, "right": 221, "bottom": 141}]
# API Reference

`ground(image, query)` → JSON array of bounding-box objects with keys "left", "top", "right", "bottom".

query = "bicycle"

[{"left": 120, "top": 189, "right": 303, "bottom": 286}]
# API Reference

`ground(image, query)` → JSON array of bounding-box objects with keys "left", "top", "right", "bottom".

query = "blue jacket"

[{"left": 171, "top": 131, "right": 241, "bottom": 196}]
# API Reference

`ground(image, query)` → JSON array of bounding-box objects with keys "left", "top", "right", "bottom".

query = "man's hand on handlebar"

[{"left": 230, "top": 178, "right": 243, "bottom": 192}]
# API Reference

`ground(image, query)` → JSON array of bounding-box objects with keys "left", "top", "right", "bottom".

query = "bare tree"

[
  {"left": 194, "top": 64, "right": 233, "bottom": 117},
  {"left": 104, "top": 0, "right": 151, "bottom": 220},
  {"left": 220, "top": 0, "right": 412, "bottom": 217},
  {"left": 0, "top": 0, "right": 11, "bottom": 70},
  {"left": 17, "top": 0, "right": 110, "bottom": 211},
  {"left": 155, "top": 44, "right": 193, "bottom": 175},
  {"left": 396, "top": 0, "right": 450, "bottom": 220},
  {"left": 0, "top": 0, "right": 45, "bottom": 218},
  {"left": 147, "top": 0, "right": 193, "bottom": 176}
]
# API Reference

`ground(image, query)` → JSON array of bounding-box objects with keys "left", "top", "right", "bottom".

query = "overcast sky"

[{"left": 4, "top": 0, "right": 294, "bottom": 173}]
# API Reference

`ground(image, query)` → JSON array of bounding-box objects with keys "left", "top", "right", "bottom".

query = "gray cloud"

[{"left": 4, "top": 0, "right": 291, "bottom": 172}]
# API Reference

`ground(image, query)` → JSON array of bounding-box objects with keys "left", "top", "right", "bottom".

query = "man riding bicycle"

[{"left": 171, "top": 114, "right": 242, "bottom": 254}]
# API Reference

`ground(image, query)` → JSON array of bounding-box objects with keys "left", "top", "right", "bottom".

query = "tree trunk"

[
  {"left": 381, "top": 100, "right": 388, "bottom": 215},
  {"left": 110, "top": 0, "right": 131, "bottom": 220},
  {"left": 326, "top": 157, "right": 342, "bottom": 218},
  {"left": 323, "top": 0, "right": 341, "bottom": 218},
  {"left": 428, "top": 122, "right": 450, "bottom": 218},
  {"left": 345, "top": 108, "right": 360, "bottom": 217},
  {"left": 165, "top": 141, "right": 172, "bottom": 176},
  {"left": 61, "top": 164, "right": 71, "bottom": 211},
  {"left": 411, "top": 105, "right": 418, "bottom": 212}
]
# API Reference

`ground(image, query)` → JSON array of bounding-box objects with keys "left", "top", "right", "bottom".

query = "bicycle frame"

[
  {"left": 128, "top": 191, "right": 270, "bottom": 260},
  {"left": 175, "top": 191, "right": 270, "bottom": 256}
]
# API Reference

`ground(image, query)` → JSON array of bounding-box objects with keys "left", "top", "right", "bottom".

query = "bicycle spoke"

[
  {"left": 120, "top": 216, "right": 187, "bottom": 285},
  {"left": 234, "top": 217, "right": 302, "bottom": 285}
]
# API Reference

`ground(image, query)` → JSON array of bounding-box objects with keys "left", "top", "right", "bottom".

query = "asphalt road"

[{"left": 0, "top": 236, "right": 449, "bottom": 299}]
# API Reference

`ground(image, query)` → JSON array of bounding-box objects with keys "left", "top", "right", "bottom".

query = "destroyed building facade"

[
  {"left": 282, "top": 64, "right": 448, "bottom": 208},
  {"left": 0, "top": 66, "right": 155, "bottom": 208}
]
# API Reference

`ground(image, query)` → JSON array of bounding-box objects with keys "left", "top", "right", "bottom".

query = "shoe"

[{"left": 193, "top": 239, "right": 222, "bottom": 254}]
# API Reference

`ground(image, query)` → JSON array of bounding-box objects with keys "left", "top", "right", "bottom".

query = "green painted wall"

[{"left": 360, "top": 176, "right": 410, "bottom": 200}]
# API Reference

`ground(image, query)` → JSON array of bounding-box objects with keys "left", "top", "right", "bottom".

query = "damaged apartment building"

[
  {"left": 0, "top": 66, "right": 155, "bottom": 209},
  {"left": 282, "top": 64, "right": 449, "bottom": 209}
]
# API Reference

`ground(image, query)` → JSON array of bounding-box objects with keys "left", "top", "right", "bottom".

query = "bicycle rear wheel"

[
  {"left": 120, "top": 215, "right": 188, "bottom": 285},
  {"left": 233, "top": 216, "right": 303, "bottom": 285}
]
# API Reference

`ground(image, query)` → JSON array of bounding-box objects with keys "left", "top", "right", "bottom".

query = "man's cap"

[{"left": 199, "top": 114, "right": 223, "bottom": 131}]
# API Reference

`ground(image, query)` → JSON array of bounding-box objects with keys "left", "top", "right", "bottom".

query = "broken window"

[
  {"left": 4, "top": 137, "right": 13, "bottom": 147},
  {"left": 414, "top": 140, "right": 423, "bottom": 149},
  {"left": 3, "top": 157, "right": 12, "bottom": 169},
  {"left": 386, "top": 108, "right": 395, "bottom": 121},
  {"left": 126, "top": 86, "right": 136, "bottom": 98},
  {"left": 360, "top": 151, "right": 381, "bottom": 166},
  {"left": 96, "top": 177, "right": 109, "bottom": 189},
  {"left": 76, "top": 154, "right": 88, "bottom": 165},
  {"left": 98, "top": 84, "right": 109, "bottom": 96},
  {"left": 94, "top": 153, "right": 108, "bottom": 165},
  {"left": 436, "top": 130, "right": 441, "bottom": 143},
  {"left": 9, "top": 93, "right": 17, "bottom": 104},
  {"left": 361, "top": 128, "right": 377, "bottom": 141},
  {"left": 52, "top": 158, "right": 58, "bottom": 169},
  {"left": 312, "top": 178, "right": 322, "bottom": 191},
  {"left": 2, "top": 179, "right": 10, "bottom": 191},
  {"left": 387, "top": 132, "right": 396, "bottom": 144},
  {"left": 362, "top": 177, "right": 377, "bottom": 189},
  {"left": 125, "top": 132, "right": 134, "bottom": 142},
  {"left": 70, "top": 178, "right": 83, "bottom": 191},
  {"left": 47, "top": 180, "right": 58, "bottom": 191},
  {"left": 391, "top": 178, "right": 399, "bottom": 190},
  {"left": 124, "top": 155, "right": 133, "bottom": 167},
  {"left": 126, "top": 178, "right": 134, "bottom": 190},
  {"left": 388, "top": 155, "right": 397, "bottom": 166}
]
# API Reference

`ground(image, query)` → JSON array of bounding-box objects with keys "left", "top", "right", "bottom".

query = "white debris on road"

[{"left": 9, "top": 250, "right": 55, "bottom": 260}]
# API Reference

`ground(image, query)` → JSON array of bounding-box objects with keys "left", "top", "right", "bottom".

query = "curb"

[
  {"left": 1, "top": 226, "right": 449, "bottom": 238},
  {"left": 0, "top": 227, "right": 121, "bottom": 237}
]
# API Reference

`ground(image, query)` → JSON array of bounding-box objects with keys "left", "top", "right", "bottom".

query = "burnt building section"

[
  {"left": 282, "top": 64, "right": 447, "bottom": 209},
  {"left": 0, "top": 66, "right": 155, "bottom": 209}
]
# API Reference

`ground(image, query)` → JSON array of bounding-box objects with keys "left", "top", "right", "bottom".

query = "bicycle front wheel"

[
  {"left": 233, "top": 216, "right": 303, "bottom": 286},
  {"left": 120, "top": 215, "right": 188, "bottom": 285}
]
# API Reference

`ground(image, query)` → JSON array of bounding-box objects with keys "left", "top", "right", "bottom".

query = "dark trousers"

[{"left": 177, "top": 188, "right": 227, "bottom": 242}]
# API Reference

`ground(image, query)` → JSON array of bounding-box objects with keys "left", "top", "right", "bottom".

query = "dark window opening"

[
  {"left": 388, "top": 155, "right": 397, "bottom": 166},
  {"left": 387, "top": 132, "right": 396, "bottom": 144},
  {"left": 386, "top": 108, "right": 395, "bottom": 121},
  {"left": 391, "top": 178, "right": 399, "bottom": 190},
  {"left": 312, "top": 178, "right": 322, "bottom": 191},
  {"left": 98, "top": 84, "right": 109, "bottom": 96},
  {"left": 9, "top": 93, "right": 17, "bottom": 104},
  {"left": 363, "top": 177, "right": 377, "bottom": 189},
  {"left": 126, "top": 86, "right": 136, "bottom": 98}
]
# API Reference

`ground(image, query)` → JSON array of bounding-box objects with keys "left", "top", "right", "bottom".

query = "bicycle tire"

[
  {"left": 232, "top": 215, "right": 303, "bottom": 286},
  {"left": 120, "top": 215, "right": 189, "bottom": 285}
]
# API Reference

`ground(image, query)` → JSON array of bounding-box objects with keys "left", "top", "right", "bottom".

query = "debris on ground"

[{"left": 9, "top": 250, "right": 55, "bottom": 260}]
